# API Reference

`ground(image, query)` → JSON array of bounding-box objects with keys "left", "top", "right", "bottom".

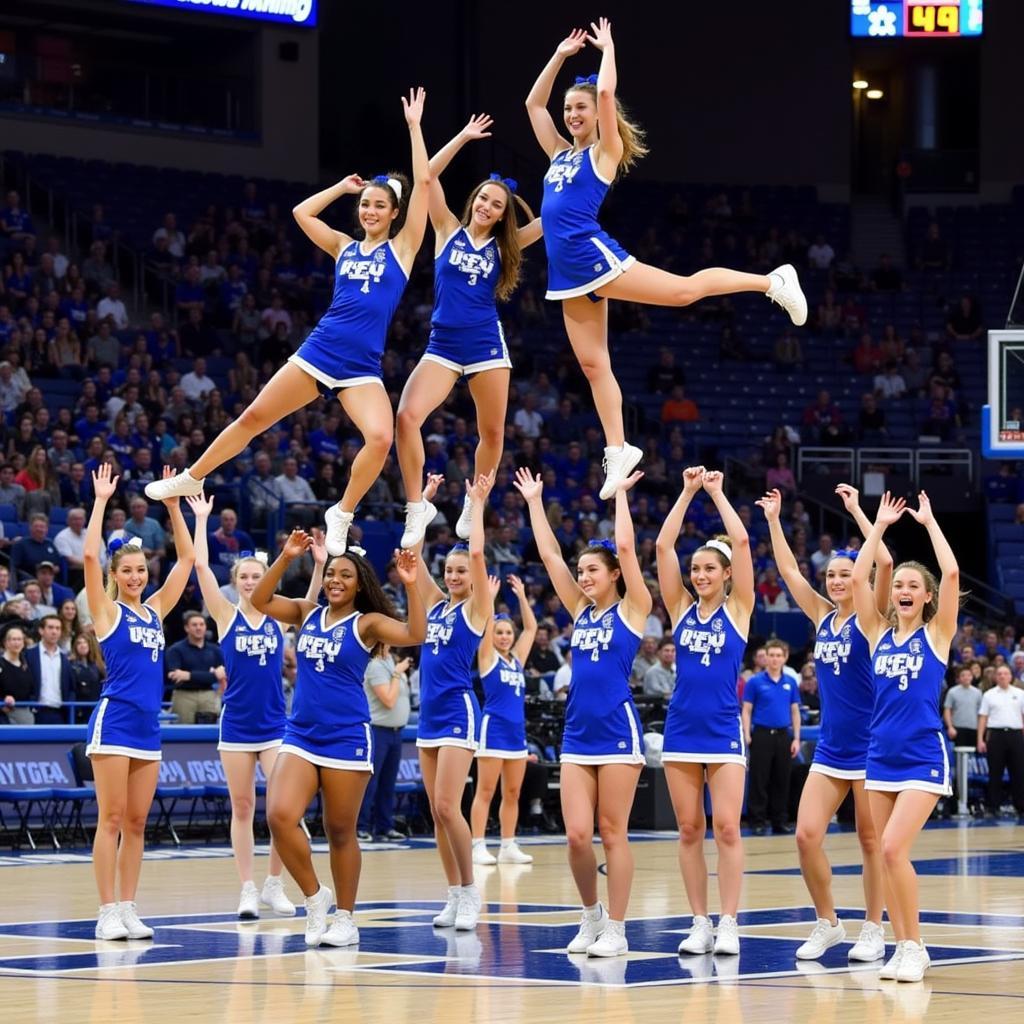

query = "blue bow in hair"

[
  {"left": 832, "top": 548, "right": 859, "bottom": 561},
  {"left": 450, "top": 542, "right": 470, "bottom": 553},
  {"left": 372, "top": 175, "right": 389, "bottom": 185},
  {"left": 108, "top": 536, "right": 143, "bottom": 555},
  {"left": 489, "top": 172, "right": 518, "bottom": 194},
  {"left": 574, "top": 74, "right": 599, "bottom": 86},
  {"left": 494, "top": 613, "right": 513, "bottom": 622},
  {"left": 588, "top": 538, "right": 617, "bottom": 554}
]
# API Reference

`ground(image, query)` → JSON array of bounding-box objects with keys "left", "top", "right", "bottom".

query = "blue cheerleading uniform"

[
  {"left": 541, "top": 145, "right": 635, "bottom": 301},
  {"left": 866, "top": 626, "right": 951, "bottom": 795},
  {"left": 280, "top": 608, "right": 373, "bottom": 771},
  {"left": 562, "top": 603, "right": 645, "bottom": 765},
  {"left": 217, "top": 609, "right": 287, "bottom": 752},
  {"left": 424, "top": 227, "right": 511, "bottom": 376},
  {"left": 289, "top": 238, "right": 408, "bottom": 390},
  {"left": 417, "top": 599, "right": 484, "bottom": 750},
  {"left": 477, "top": 653, "right": 528, "bottom": 759},
  {"left": 663, "top": 603, "right": 747, "bottom": 765},
  {"left": 810, "top": 611, "right": 874, "bottom": 779},
  {"left": 86, "top": 602, "right": 165, "bottom": 760}
]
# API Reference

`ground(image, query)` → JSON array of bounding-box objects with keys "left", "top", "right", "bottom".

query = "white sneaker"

[
  {"left": 796, "top": 917, "right": 846, "bottom": 960},
  {"left": 454, "top": 886, "right": 481, "bottom": 931},
  {"left": 432, "top": 887, "right": 461, "bottom": 928},
  {"left": 118, "top": 901, "right": 154, "bottom": 939},
  {"left": 848, "top": 920, "right": 886, "bottom": 962},
  {"left": 713, "top": 914, "right": 740, "bottom": 956},
  {"left": 237, "top": 882, "right": 260, "bottom": 920},
  {"left": 586, "top": 918, "right": 628, "bottom": 957},
  {"left": 400, "top": 500, "right": 437, "bottom": 550},
  {"left": 325, "top": 505, "right": 355, "bottom": 557},
  {"left": 678, "top": 914, "right": 715, "bottom": 955},
  {"left": 455, "top": 494, "right": 473, "bottom": 540},
  {"left": 497, "top": 842, "right": 533, "bottom": 864},
  {"left": 567, "top": 902, "right": 607, "bottom": 954},
  {"left": 895, "top": 940, "right": 930, "bottom": 982},
  {"left": 144, "top": 468, "right": 204, "bottom": 502},
  {"left": 95, "top": 903, "right": 129, "bottom": 940},
  {"left": 599, "top": 443, "right": 643, "bottom": 501},
  {"left": 260, "top": 876, "right": 296, "bottom": 916},
  {"left": 304, "top": 885, "right": 333, "bottom": 948},
  {"left": 879, "top": 940, "right": 907, "bottom": 980},
  {"left": 320, "top": 910, "right": 360, "bottom": 947},
  {"left": 766, "top": 263, "right": 808, "bottom": 326},
  {"left": 472, "top": 841, "right": 497, "bottom": 866}
]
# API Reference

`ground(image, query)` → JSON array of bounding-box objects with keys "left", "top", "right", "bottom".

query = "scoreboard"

[{"left": 851, "top": 1, "right": 983, "bottom": 37}]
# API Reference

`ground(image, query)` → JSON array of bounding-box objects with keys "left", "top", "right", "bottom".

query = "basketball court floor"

[{"left": 0, "top": 821, "right": 1021, "bottom": 1022}]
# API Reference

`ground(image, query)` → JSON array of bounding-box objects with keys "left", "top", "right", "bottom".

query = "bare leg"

[
  {"left": 257, "top": 746, "right": 285, "bottom": 877},
  {"left": 598, "top": 261, "right": 770, "bottom": 306},
  {"left": 560, "top": 763, "right": 599, "bottom": 907},
  {"left": 91, "top": 755, "right": 130, "bottom": 905},
  {"left": 466, "top": 368, "right": 512, "bottom": 480},
  {"left": 498, "top": 759, "right": 527, "bottom": 839},
  {"left": 851, "top": 781, "right": 884, "bottom": 924},
  {"left": 221, "top": 750, "right": 259, "bottom": 885},
  {"left": 420, "top": 747, "right": 458, "bottom": 885},
  {"left": 595, "top": 764, "right": 642, "bottom": 921},
  {"left": 421, "top": 746, "right": 476, "bottom": 886},
  {"left": 795, "top": 771, "right": 850, "bottom": 922},
  {"left": 319, "top": 768, "right": 371, "bottom": 912},
  {"left": 337, "top": 383, "right": 394, "bottom": 513},
  {"left": 561, "top": 297, "right": 624, "bottom": 447},
  {"left": 190, "top": 363, "right": 319, "bottom": 479},
  {"left": 470, "top": 757, "right": 501, "bottom": 839},
  {"left": 665, "top": 762, "right": 709, "bottom": 916},
  {"left": 706, "top": 763, "right": 746, "bottom": 918},
  {"left": 117, "top": 759, "right": 160, "bottom": 902},
  {"left": 266, "top": 752, "right": 321, "bottom": 897},
  {"left": 396, "top": 360, "right": 460, "bottom": 503}
]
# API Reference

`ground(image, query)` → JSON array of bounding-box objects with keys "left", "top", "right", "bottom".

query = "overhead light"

[
  {"left": 866, "top": 89, "right": 884, "bottom": 99},
  {"left": 853, "top": 79, "right": 869, "bottom": 89}
]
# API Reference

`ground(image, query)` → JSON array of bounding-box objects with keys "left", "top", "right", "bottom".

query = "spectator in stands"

[
  {"left": 802, "top": 389, "right": 846, "bottom": 445},
  {"left": 68, "top": 632, "right": 104, "bottom": 723},
  {"left": 809, "top": 533, "right": 834, "bottom": 580},
  {"left": 525, "top": 624, "right": 563, "bottom": 680},
  {"left": 513, "top": 393, "right": 544, "bottom": 439},
  {"left": 10, "top": 514, "right": 60, "bottom": 580},
  {"left": 944, "top": 665, "right": 982, "bottom": 749},
  {"left": 0, "top": 626, "right": 34, "bottom": 724},
  {"left": 124, "top": 496, "right": 167, "bottom": 578},
  {"left": 774, "top": 328, "right": 804, "bottom": 370},
  {"left": 798, "top": 663, "right": 820, "bottom": 713},
  {"left": 870, "top": 253, "right": 903, "bottom": 292},
  {"left": 980, "top": 629, "right": 1012, "bottom": 663},
  {"left": 60, "top": 462, "right": 92, "bottom": 507},
  {"left": 946, "top": 295, "right": 983, "bottom": 341},
  {"left": 852, "top": 332, "right": 882, "bottom": 375},
  {"left": 207, "top": 508, "right": 255, "bottom": 570},
  {"left": 1, "top": 191, "right": 35, "bottom": 245},
  {"left": 54, "top": 508, "right": 89, "bottom": 591},
  {"left": 757, "top": 566, "right": 789, "bottom": 610},
  {"left": 33, "top": 253, "right": 59, "bottom": 299},
  {"left": 86, "top": 321, "right": 121, "bottom": 369},
  {"left": 977, "top": 664, "right": 1024, "bottom": 819},
  {"left": 918, "top": 221, "right": 951, "bottom": 271},
  {"left": 35, "top": 562, "right": 74, "bottom": 609},
  {"left": 0, "top": 360, "right": 25, "bottom": 415},
  {"left": 181, "top": 357, "right": 216, "bottom": 403},
  {"left": 807, "top": 233, "right": 835, "bottom": 270},
  {"left": 660, "top": 384, "right": 700, "bottom": 424},
  {"left": 153, "top": 212, "right": 186, "bottom": 259},
  {"left": 873, "top": 360, "right": 907, "bottom": 400},
  {"left": 15, "top": 446, "right": 60, "bottom": 516},
  {"left": 0, "top": 567, "right": 15, "bottom": 602},
  {"left": 719, "top": 324, "right": 749, "bottom": 361},
  {"left": 246, "top": 451, "right": 283, "bottom": 525},
  {"left": 646, "top": 348, "right": 686, "bottom": 394},
  {"left": 276, "top": 456, "right": 318, "bottom": 528},
  {"left": 485, "top": 525, "right": 523, "bottom": 569},
  {"left": 175, "top": 265, "right": 205, "bottom": 319},
  {"left": 921, "top": 381, "right": 960, "bottom": 441},
  {"left": 260, "top": 291, "right": 292, "bottom": 339},
  {"left": 857, "top": 393, "right": 888, "bottom": 443},
  {"left": 25, "top": 614, "right": 73, "bottom": 724},
  {"left": 765, "top": 452, "right": 797, "bottom": 498},
  {"left": 630, "top": 634, "right": 660, "bottom": 688},
  {"left": 166, "top": 610, "right": 226, "bottom": 723},
  {"left": 96, "top": 281, "right": 129, "bottom": 330},
  {"left": 642, "top": 637, "right": 676, "bottom": 697}
]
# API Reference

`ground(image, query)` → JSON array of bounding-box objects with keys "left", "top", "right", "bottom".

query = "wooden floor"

[{"left": 1, "top": 822, "right": 1022, "bottom": 1023}]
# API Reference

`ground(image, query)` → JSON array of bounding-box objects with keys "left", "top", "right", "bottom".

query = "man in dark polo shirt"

[
  {"left": 742, "top": 638, "right": 801, "bottom": 836},
  {"left": 165, "top": 611, "right": 225, "bottom": 723}
]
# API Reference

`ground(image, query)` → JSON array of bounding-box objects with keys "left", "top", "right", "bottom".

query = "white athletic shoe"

[
  {"left": 95, "top": 903, "right": 129, "bottom": 940},
  {"left": 455, "top": 495, "right": 473, "bottom": 540},
  {"left": 320, "top": 910, "right": 360, "bottom": 948},
  {"left": 586, "top": 918, "right": 628, "bottom": 958},
  {"left": 400, "top": 500, "right": 437, "bottom": 550},
  {"left": 879, "top": 940, "right": 908, "bottom": 980},
  {"left": 678, "top": 914, "right": 715, "bottom": 955},
  {"left": 454, "top": 886, "right": 481, "bottom": 931},
  {"left": 432, "top": 887, "right": 461, "bottom": 928},
  {"left": 118, "top": 901, "right": 154, "bottom": 939},
  {"left": 472, "top": 840, "right": 497, "bottom": 866},
  {"left": 260, "top": 876, "right": 296, "bottom": 916},
  {"left": 895, "top": 940, "right": 930, "bottom": 983},
  {"left": 237, "top": 882, "right": 260, "bottom": 920},
  {"left": 599, "top": 443, "right": 643, "bottom": 501},
  {"left": 497, "top": 842, "right": 533, "bottom": 864},
  {"left": 324, "top": 505, "right": 355, "bottom": 557},
  {"left": 304, "top": 885, "right": 333, "bottom": 948},
  {"left": 848, "top": 920, "right": 886, "bottom": 962},
  {"left": 766, "top": 263, "right": 808, "bottom": 326},
  {"left": 713, "top": 914, "right": 740, "bottom": 956},
  {"left": 796, "top": 917, "right": 846, "bottom": 960},
  {"left": 567, "top": 902, "right": 607, "bottom": 954},
  {"left": 144, "top": 468, "right": 204, "bottom": 502}
]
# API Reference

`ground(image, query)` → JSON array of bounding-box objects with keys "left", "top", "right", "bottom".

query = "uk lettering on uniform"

[
  {"left": 572, "top": 612, "right": 615, "bottom": 663},
  {"left": 296, "top": 621, "right": 344, "bottom": 673},
  {"left": 125, "top": 612, "right": 165, "bottom": 662},
  {"left": 499, "top": 661, "right": 526, "bottom": 699},
  {"left": 339, "top": 245, "right": 388, "bottom": 294},
  {"left": 426, "top": 609, "right": 458, "bottom": 655},
  {"left": 233, "top": 622, "right": 279, "bottom": 667},
  {"left": 677, "top": 615, "right": 728, "bottom": 667},
  {"left": 545, "top": 152, "right": 584, "bottom": 193},
  {"left": 448, "top": 238, "right": 496, "bottom": 286},
  {"left": 814, "top": 624, "right": 854, "bottom": 676},
  {"left": 875, "top": 642, "right": 925, "bottom": 691}
]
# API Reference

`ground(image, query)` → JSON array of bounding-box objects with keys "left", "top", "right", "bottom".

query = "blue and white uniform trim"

[
  {"left": 86, "top": 696, "right": 162, "bottom": 760},
  {"left": 477, "top": 654, "right": 528, "bottom": 759}
]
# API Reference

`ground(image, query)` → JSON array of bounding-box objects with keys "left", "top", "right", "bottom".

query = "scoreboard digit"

[
  {"left": 851, "top": 1, "right": 982, "bottom": 37},
  {"left": 907, "top": 2, "right": 960, "bottom": 36}
]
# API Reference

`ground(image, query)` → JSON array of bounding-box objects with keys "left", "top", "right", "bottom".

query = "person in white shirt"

[
  {"left": 0, "top": 360, "right": 25, "bottom": 414},
  {"left": 977, "top": 665, "right": 1024, "bottom": 818},
  {"left": 54, "top": 507, "right": 98, "bottom": 589},
  {"left": 152, "top": 212, "right": 186, "bottom": 258},
  {"left": 27, "top": 614, "right": 69, "bottom": 723},
  {"left": 873, "top": 362, "right": 907, "bottom": 400},
  {"left": 275, "top": 456, "right": 318, "bottom": 527},
  {"left": 96, "top": 282, "right": 129, "bottom": 330},
  {"left": 45, "top": 236, "right": 68, "bottom": 279},
  {"left": 513, "top": 393, "right": 544, "bottom": 439},
  {"left": 809, "top": 534, "right": 834, "bottom": 580},
  {"left": 180, "top": 357, "right": 216, "bottom": 402},
  {"left": 807, "top": 235, "right": 835, "bottom": 270},
  {"left": 551, "top": 648, "right": 572, "bottom": 701}
]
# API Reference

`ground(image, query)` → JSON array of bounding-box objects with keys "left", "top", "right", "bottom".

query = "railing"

[{"left": 797, "top": 447, "right": 975, "bottom": 488}]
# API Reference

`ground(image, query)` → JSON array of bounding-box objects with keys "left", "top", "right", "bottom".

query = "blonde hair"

[
  {"left": 565, "top": 83, "right": 648, "bottom": 177},
  {"left": 105, "top": 545, "right": 148, "bottom": 599},
  {"left": 885, "top": 560, "right": 965, "bottom": 625},
  {"left": 230, "top": 555, "right": 267, "bottom": 585},
  {"left": 460, "top": 181, "right": 536, "bottom": 302}
]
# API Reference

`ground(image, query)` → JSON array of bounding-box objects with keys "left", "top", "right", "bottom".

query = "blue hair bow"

[
  {"left": 588, "top": 538, "right": 617, "bottom": 554},
  {"left": 494, "top": 613, "right": 513, "bottom": 622},
  {"left": 574, "top": 74, "right": 599, "bottom": 86},
  {"left": 450, "top": 542, "right": 470, "bottom": 553},
  {"left": 489, "top": 172, "right": 518, "bottom": 194},
  {"left": 108, "top": 536, "right": 143, "bottom": 555},
  {"left": 832, "top": 548, "right": 859, "bottom": 561},
  {"left": 372, "top": 175, "right": 389, "bottom": 185}
]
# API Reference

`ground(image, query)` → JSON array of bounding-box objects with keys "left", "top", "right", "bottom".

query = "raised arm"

[
  {"left": 757, "top": 488, "right": 831, "bottom": 625},
  {"left": 702, "top": 471, "right": 755, "bottom": 621},
  {"left": 427, "top": 114, "right": 493, "bottom": 239},
  {"left": 411, "top": 473, "right": 446, "bottom": 609},
  {"left": 836, "top": 483, "right": 893, "bottom": 616},
  {"left": 525, "top": 30, "right": 587, "bottom": 158},
  {"left": 305, "top": 527, "right": 327, "bottom": 603},
  {"left": 656, "top": 467, "right": 703, "bottom": 625},
  {"left": 906, "top": 491, "right": 960, "bottom": 652},
  {"left": 361, "top": 549, "right": 427, "bottom": 648},
  {"left": 853, "top": 492, "right": 904, "bottom": 644},
  {"left": 147, "top": 471, "right": 195, "bottom": 619},
  {"left": 615, "top": 471, "right": 653, "bottom": 629},
  {"left": 477, "top": 576, "right": 502, "bottom": 671},
  {"left": 467, "top": 471, "right": 496, "bottom": 629},
  {"left": 392, "top": 87, "right": 430, "bottom": 271},
  {"left": 586, "top": 18, "right": 624, "bottom": 171},
  {"left": 292, "top": 176, "right": 362, "bottom": 260},
  {"left": 185, "top": 493, "right": 235, "bottom": 634},
  {"left": 84, "top": 463, "right": 118, "bottom": 634},
  {"left": 508, "top": 574, "right": 538, "bottom": 665},
  {"left": 513, "top": 467, "right": 586, "bottom": 617},
  {"left": 252, "top": 529, "right": 318, "bottom": 628}
]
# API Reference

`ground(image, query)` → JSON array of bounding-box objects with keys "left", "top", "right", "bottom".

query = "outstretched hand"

[
  {"left": 702, "top": 469, "right": 724, "bottom": 496},
  {"left": 402, "top": 86, "right": 426, "bottom": 127},
  {"left": 309, "top": 527, "right": 327, "bottom": 566},
  {"left": 556, "top": 29, "right": 588, "bottom": 57},
  {"left": 617, "top": 470, "right": 644, "bottom": 494},
  {"left": 92, "top": 462, "right": 119, "bottom": 501},
  {"left": 874, "top": 491, "right": 906, "bottom": 528},
  {"left": 338, "top": 174, "right": 366, "bottom": 194},
  {"left": 905, "top": 490, "right": 935, "bottom": 527},
  {"left": 487, "top": 574, "right": 501, "bottom": 601},
  {"left": 282, "top": 528, "right": 312, "bottom": 560},
  {"left": 461, "top": 113, "right": 493, "bottom": 141},
  {"left": 682, "top": 465, "right": 705, "bottom": 495},
  {"left": 422, "top": 473, "right": 445, "bottom": 503},
  {"left": 512, "top": 467, "right": 543, "bottom": 502},
  {"left": 507, "top": 574, "right": 527, "bottom": 600},
  {"left": 394, "top": 548, "right": 418, "bottom": 585},
  {"left": 756, "top": 488, "right": 782, "bottom": 523},
  {"left": 185, "top": 492, "right": 215, "bottom": 518},
  {"left": 467, "top": 468, "right": 496, "bottom": 505},
  {"left": 835, "top": 483, "right": 860, "bottom": 513},
  {"left": 586, "top": 17, "right": 614, "bottom": 51}
]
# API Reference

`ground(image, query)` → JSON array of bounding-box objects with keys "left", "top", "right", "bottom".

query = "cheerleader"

[
  {"left": 185, "top": 493, "right": 295, "bottom": 920},
  {"left": 526, "top": 20, "right": 806, "bottom": 499},
  {"left": 470, "top": 573, "right": 538, "bottom": 866},
  {"left": 146, "top": 88, "right": 430, "bottom": 559},
  {"left": 513, "top": 466, "right": 650, "bottom": 958},
  {"left": 853, "top": 492, "right": 959, "bottom": 983},
  {"left": 757, "top": 484, "right": 890, "bottom": 963},
  {"left": 397, "top": 114, "right": 542, "bottom": 549},
  {"left": 252, "top": 532, "right": 425, "bottom": 948},
  {"left": 411, "top": 471, "right": 495, "bottom": 931},
  {"left": 84, "top": 464, "right": 195, "bottom": 940},
  {"left": 655, "top": 468, "right": 754, "bottom": 956}
]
